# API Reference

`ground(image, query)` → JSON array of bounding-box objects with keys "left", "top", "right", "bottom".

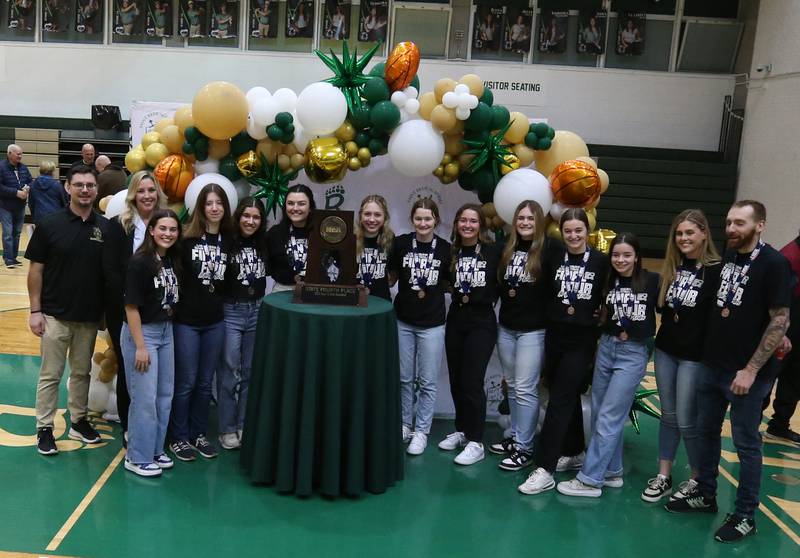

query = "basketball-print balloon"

[
  {"left": 385, "top": 42, "right": 420, "bottom": 92},
  {"left": 154, "top": 154, "right": 195, "bottom": 202},
  {"left": 549, "top": 160, "right": 601, "bottom": 208}
]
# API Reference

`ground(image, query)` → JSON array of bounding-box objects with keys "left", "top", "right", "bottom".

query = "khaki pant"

[{"left": 35, "top": 315, "right": 99, "bottom": 429}]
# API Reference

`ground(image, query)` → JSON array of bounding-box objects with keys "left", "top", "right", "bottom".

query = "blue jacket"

[
  {"left": 0, "top": 159, "right": 33, "bottom": 212},
  {"left": 29, "top": 175, "right": 68, "bottom": 224}
]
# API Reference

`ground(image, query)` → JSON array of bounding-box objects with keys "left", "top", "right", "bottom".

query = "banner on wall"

[
  {"left": 285, "top": 0, "right": 313, "bottom": 38},
  {"left": 472, "top": 2, "right": 504, "bottom": 53},
  {"left": 577, "top": 9, "right": 606, "bottom": 54},
  {"left": 503, "top": 4, "right": 532, "bottom": 54},
  {"left": 616, "top": 11, "right": 645, "bottom": 55},
  {"left": 75, "top": 0, "right": 101, "bottom": 33},
  {"left": 114, "top": 0, "right": 143, "bottom": 36},
  {"left": 323, "top": 0, "right": 350, "bottom": 40},
  {"left": 129, "top": 101, "right": 184, "bottom": 147},
  {"left": 249, "top": 0, "right": 278, "bottom": 39},
  {"left": 43, "top": 0, "right": 69, "bottom": 32},
  {"left": 358, "top": 0, "right": 387, "bottom": 42},
  {"left": 7, "top": 0, "right": 34, "bottom": 31},
  {"left": 538, "top": 9, "right": 567, "bottom": 53},
  {"left": 179, "top": 0, "right": 206, "bottom": 37},
  {"left": 145, "top": 0, "right": 172, "bottom": 37},
  {"left": 210, "top": 0, "right": 237, "bottom": 38}
]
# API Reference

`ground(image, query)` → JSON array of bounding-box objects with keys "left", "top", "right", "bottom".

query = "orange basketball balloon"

[
  {"left": 384, "top": 42, "right": 420, "bottom": 92},
  {"left": 549, "top": 160, "right": 601, "bottom": 208},
  {"left": 154, "top": 155, "right": 194, "bottom": 202}
]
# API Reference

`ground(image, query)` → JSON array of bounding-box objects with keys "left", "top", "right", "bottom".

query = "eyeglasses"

[{"left": 70, "top": 182, "right": 98, "bottom": 190}]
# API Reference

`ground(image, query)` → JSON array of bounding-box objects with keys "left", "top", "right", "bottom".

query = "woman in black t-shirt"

[
  {"left": 169, "top": 183, "right": 233, "bottom": 462},
  {"left": 267, "top": 184, "right": 315, "bottom": 292},
  {"left": 121, "top": 209, "right": 181, "bottom": 477},
  {"left": 641, "top": 210, "right": 721, "bottom": 503},
  {"left": 389, "top": 198, "right": 451, "bottom": 456},
  {"left": 355, "top": 194, "right": 394, "bottom": 300},
  {"left": 557, "top": 232, "right": 659, "bottom": 498},
  {"left": 217, "top": 197, "right": 269, "bottom": 451},
  {"left": 439, "top": 203, "right": 500, "bottom": 466}
]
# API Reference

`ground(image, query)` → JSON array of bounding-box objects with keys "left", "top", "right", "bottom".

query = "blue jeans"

[
  {"left": 578, "top": 334, "right": 648, "bottom": 487},
  {"left": 654, "top": 348, "right": 705, "bottom": 468},
  {"left": 695, "top": 364, "right": 778, "bottom": 518},
  {"left": 169, "top": 320, "right": 225, "bottom": 442},
  {"left": 398, "top": 320, "right": 445, "bottom": 435},
  {"left": 496, "top": 326, "right": 545, "bottom": 452},
  {"left": 121, "top": 321, "right": 174, "bottom": 465},
  {"left": 0, "top": 205, "right": 25, "bottom": 264},
  {"left": 217, "top": 302, "right": 259, "bottom": 435}
]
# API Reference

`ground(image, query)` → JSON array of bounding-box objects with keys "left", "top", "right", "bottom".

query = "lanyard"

[
  {"left": 456, "top": 244, "right": 481, "bottom": 294},
  {"left": 668, "top": 262, "right": 703, "bottom": 314},
  {"left": 287, "top": 225, "right": 307, "bottom": 274},
  {"left": 160, "top": 257, "right": 178, "bottom": 308},
  {"left": 611, "top": 278, "right": 635, "bottom": 329},
  {"left": 200, "top": 233, "right": 223, "bottom": 283},
  {"left": 358, "top": 244, "right": 384, "bottom": 288},
  {"left": 722, "top": 240, "right": 764, "bottom": 308},
  {"left": 411, "top": 236, "right": 437, "bottom": 290},
  {"left": 505, "top": 247, "right": 527, "bottom": 288},
  {"left": 562, "top": 247, "right": 590, "bottom": 307}
]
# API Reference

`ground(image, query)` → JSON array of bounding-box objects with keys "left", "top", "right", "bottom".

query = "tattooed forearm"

[{"left": 746, "top": 307, "right": 790, "bottom": 372}]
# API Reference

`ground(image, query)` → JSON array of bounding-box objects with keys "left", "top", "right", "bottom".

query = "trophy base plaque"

[{"left": 292, "top": 282, "right": 368, "bottom": 307}]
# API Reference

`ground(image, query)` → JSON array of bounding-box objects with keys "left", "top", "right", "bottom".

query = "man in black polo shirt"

[
  {"left": 666, "top": 200, "right": 792, "bottom": 543},
  {"left": 26, "top": 165, "right": 110, "bottom": 455}
]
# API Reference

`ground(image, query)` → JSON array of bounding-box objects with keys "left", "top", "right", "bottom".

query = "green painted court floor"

[{"left": 0, "top": 353, "right": 798, "bottom": 558}]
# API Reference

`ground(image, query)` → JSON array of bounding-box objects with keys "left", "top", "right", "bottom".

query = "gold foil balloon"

[
  {"left": 335, "top": 121, "right": 357, "bottom": 142},
  {"left": 433, "top": 165, "right": 444, "bottom": 178},
  {"left": 345, "top": 141, "right": 359, "bottom": 157},
  {"left": 549, "top": 159, "right": 601, "bottom": 207},
  {"left": 125, "top": 148, "right": 147, "bottom": 173},
  {"left": 144, "top": 143, "right": 170, "bottom": 167},
  {"left": 589, "top": 229, "right": 617, "bottom": 254},
  {"left": 357, "top": 147, "right": 372, "bottom": 165},
  {"left": 444, "top": 162, "right": 460, "bottom": 179},
  {"left": 348, "top": 157, "right": 362, "bottom": 171},
  {"left": 236, "top": 150, "right": 262, "bottom": 178},
  {"left": 500, "top": 153, "right": 520, "bottom": 175},
  {"left": 154, "top": 154, "right": 194, "bottom": 201},
  {"left": 304, "top": 137, "right": 348, "bottom": 183},
  {"left": 547, "top": 221, "right": 562, "bottom": 240},
  {"left": 385, "top": 42, "right": 421, "bottom": 92},
  {"left": 458, "top": 74, "right": 484, "bottom": 98},
  {"left": 534, "top": 130, "right": 590, "bottom": 177},
  {"left": 192, "top": 81, "right": 249, "bottom": 140}
]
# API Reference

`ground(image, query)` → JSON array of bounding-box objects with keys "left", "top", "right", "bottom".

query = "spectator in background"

[
  {"left": 0, "top": 144, "right": 33, "bottom": 268},
  {"left": 71, "top": 143, "right": 96, "bottom": 171},
  {"left": 96, "top": 155, "right": 128, "bottom": 206},
  {"left": 29, "top": 160, "right": 68, "bottom": 225}
]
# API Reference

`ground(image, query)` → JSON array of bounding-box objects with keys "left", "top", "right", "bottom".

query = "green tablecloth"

[{"left": 240, "top": 292, "right": 404, "bottom": 497}]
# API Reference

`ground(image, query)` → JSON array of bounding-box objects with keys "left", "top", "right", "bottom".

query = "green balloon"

[
  {"left": 547, "top": 127, "right": 555, "bottom": 139},
  {"left": 280, "top": 131, "right": 294, "bottom": 145},
  {"left": 477, "top": 182, "right": 495, "bottom": 204},
  {"left": 369, "top": 126, "right": 385, "bottom": 139},
  {"left": 355, "top": 132, "right": 371, "bottom": 148},
  {"left": 524, "top": 132, "right": 538, "bottom": 148},
  {"left": 362, "top": 77, "right": 391, "bottom": 105},
  {"left": 194, "top": 136, "right": 209, "bottom": 153},
  {"left": 536, "top": 137, "right": 552, "bottom": 151},
  {"left": 368, "top": 138, "right": 384, "bottom": 155},
  {"left": 369, "top": 62, "right": 386, "bottom": 77},
  {"left": 349, "top": 105, "right": 372, "bottom": 130},
  {"left": 219, "top": 156, "right": 242, "bottom": 181},
  {"left": 465, "top": 102, "right": 492, "bottom": 132},
  {"left": 284, "top": 123, "right": 295, "bottom": 135},
  {"left": 267, "top": 124, "right": 283, "bottom": 141},
  {"left": 489, "top": 105, "right": 510, "bottom": 131},
  {"left": 458, "top": 174, "right": 476, "bottom": 191},
  {"left": 370, "top": 100, "right": 401, "bottom": 132},
  {"left": 532, "top": 122, "right": 550, "bottom": 138},
  {"left": 480, "top": 88, "right": 494, "bottom": 107},
  {"left": 464, "top": 129, "right": 490, "bottom": 144},
  {"left": 182, "top": 142, "right": 195, "bottom": 155},
  {"left": 194, "top": 147, "right": 209, "bottom": 161},
  {"left": 411, "top": 75, "right": 420, "bottom": 92},
  {"left": 275, "top": 112, "right": 293, "bottom": 128},
  {"left": 230, "top": 131, "right": 256, "bottom": 156},
  {"left": 184, "top": 126, "right": 200, "bottom": 143}
]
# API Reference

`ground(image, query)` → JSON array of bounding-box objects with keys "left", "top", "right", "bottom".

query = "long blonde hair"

[
  {"left": 118, "top": 170, "right": 168, "bottom": 233},
  {"left": 499, "top": 200, "right": 546, "bottom": 282},
  {"left": 355, "top": 194, "right": 394, "bottom": 258},
  {"left": 658, "top": 209, "right": 721, "bottom": 306}
]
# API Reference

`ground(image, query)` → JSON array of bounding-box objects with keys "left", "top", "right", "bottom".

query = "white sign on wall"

[{"left": 129, "top": 101, "right": 184, "bottom": 147}]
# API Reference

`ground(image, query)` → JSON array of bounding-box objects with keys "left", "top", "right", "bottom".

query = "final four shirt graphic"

[
  {"left": 545, "top": 243, "right": 609, "bottom": 328},
  {"left": 390, "top": 233, "right": 451, "bottom": 327},
  {"left": 450, "top": 242, "right": 500, "bottom": 308},
  {"left": 498, "top": 238, "right": 552, "bottom": 331},
  {"left": 267, "top": 221, "right": 308, "bottom": 285},
  {"left": 225, "top": 237, "right": 268, "bottom": 300},
  {"left": 357, "top": 235, "right": 391, "bottom": 300},
  {"left": 124, "top": 254, "right": 179, "bottom": 324},
  {"left": 175, "top": 233, "right": 230, "bottom": 326},
  {"left": 603, "top": 272, "right": 659, "bottom": 340}
]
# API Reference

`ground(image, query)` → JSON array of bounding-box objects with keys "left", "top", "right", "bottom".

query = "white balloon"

[
  {"left": 103, "top": 190, "right": 128, "bottom": 219},
  {"left": 246, "top": 86, "right": 271, "bottom": 108},
  {"left": 454, "top": 83, "right": 470, "bottom": 95},
  {"left": 292, "top": 120, "right": 312, "bottom": 152},
  {"left": 184, "top": 173, "right": 238, "bottom": 214},
  {"left": 251, "top": 97, "right": 280, "bottom": 127},
  {"left": 88, "top": 377, "right": 111, "bottom": 412},
  {"left": 466, "top": 95, "right": 479, "bottom": 109},
  {"left": 391, "top": 90, "right": 407, "bottom": 107},
  {"left": 272, "top": 88, "right": 298, "bottom": 113},
  {"left": 404, "top": 86, "right": 418, "bottom": 99},
  {"left": 246, "top": 114, "right": 268, "bottom": 140},
  {"left": 549, "top": 202, "right": 566, "bottom": 222},
  {"left": 442, "top": 91, "right": 458, "bottom": 109},
  {"left": 233, "top": 178, "right": 252, "bottom": 201},
  {"left": 493, "top": 168, "right": 553, "bottom": 223},
  {"left": 194, "top": 157, "right": 220, "bottom": 175},
  {"left": 455, "top": 106, "right": 471, "bottom": 121},
  {"left": 296, "top": 82, "right": 348, "bottom": 136},
  {"left": 405, "top": 98, "right": 420, "bottom": 114},
  {"left": 388, "top": 120, "right": 445, "bottom": 178}
]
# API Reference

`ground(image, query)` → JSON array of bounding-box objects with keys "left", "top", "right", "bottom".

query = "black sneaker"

[
  {"left": 488, "top": 437, "right": 516, "bottom": 455},
  {"left": 69, "top": 419, "right": 101, "bottom": 444},
  {"left": 37, "top": 427, "right": 58, "bottom": 455},
  {"left": 190, "top": 435, "right": 218, "bottom": 459},
  {"left": 764, "top": 425, "right": 800, "bottom": 445},
  {"left": 714, "top": 514, "right": 757, "bottom": 543},
  {"left": 664, "top": 486, "right": 718, "bottom": 514},
  {"left": 641, "top": 474, "right": 672, "bottom": 502},
  {"left": 169, "top": 440, "right": 197, "bottom": 462},
  {"left": 499, "top": 450, "right": 534, "bottom": 471}
]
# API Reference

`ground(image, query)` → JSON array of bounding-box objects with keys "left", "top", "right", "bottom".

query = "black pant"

[
  {"left": 106, "top": 307, "right": 130, "bottom": 432},
  {"left": 445, "top": 306, "right": 498, "bottom": 442},
  {"left": 768, "top": 347, "right": 800, "bottom": 429},
  {"left": 535, "top": 325, "right": 597, "bottom": 472}
]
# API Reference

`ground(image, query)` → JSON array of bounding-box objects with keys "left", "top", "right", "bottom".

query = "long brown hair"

[
  {"left": 409, "top": 197, "right": 441, "bottom": 226},
  {"left": 450, "top": 203, "right": 493, "bottom": 274},
  {"left": 658, "top": 209, "right": 721, "bottom": 306},
  {"left": 607, "top": 232, "right": 647, "bottom": 294},
  {"left": 134, "top": 208, "right": 183, "bottom": 278},
  {"left": 355, "top": 194, "right": 394, "bottom": 258},
  {"left": 184, "top": 183, "right": 234, "bottom": 239},
  {"left": 499, "top": 200, "right": 546, "bottom": 282},
  {"left": 119, "top": 170, "right": 168, "bottom": 234}
]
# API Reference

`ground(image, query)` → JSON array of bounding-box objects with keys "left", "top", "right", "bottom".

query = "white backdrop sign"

[{"left": 129, "top": 101, "right": 184, "bottom": 147}]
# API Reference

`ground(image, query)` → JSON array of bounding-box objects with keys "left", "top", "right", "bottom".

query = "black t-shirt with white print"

[
  {"left": 124, "top": 253, "right": 179, "bottom": 324},
  {"left": 357, "top": 235, "right": 391, "bottom": 300},
  {"left": 449, "top": 242, "right": 500, "bottom": 311},
  {"left": 498, "top": 239, "right": 551, "bottom": 331},
  {"left": 545, "top": 243, "right": 609, "bottom": 328},
  {"left": 655, "top": 259, "right": 722, "bottom": 361},
  {"left": 390, "top": 233, "right": 451, "bottom": 327},
  {"left": 174, "top": 232, "right": 229, "bottom": 326},
  {"left": 703, "top": 243, "right": 793, "bottom": 372},
  {"left": 267, "top": 221, "right": 308, "bottom": 286},
  {"left": 603, "top": 271, "right": 660, "bottom": 340},
  {"left": 225, "top": 236, "right": 268, "bottom": 301}
]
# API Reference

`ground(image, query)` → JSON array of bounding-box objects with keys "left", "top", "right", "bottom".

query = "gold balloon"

[
  {"left": 547, "top": 221, "right": 562, "bottom": 240},
  {"left": 304, "top": 137, "right": 348, "bottom": 183},
  {"left": 144, "top": 143, "right": 170, "bottom": 167},
  {"left": 192, "top": 81, "right": 249, "bottom": 140},
  {"left": 335, "top": 121, "right": 357, "bottom": 142},
  {"left": 142, "top": 131, "right": 161, "bottom": 149},
  {"left": 458, "top": 153, "right": 475, "bottom": 168},
  {"left": 482, "top": 202, "right": 496, "bottom": 219},
  {"left": 534, "top": 130, "right": 590, "bottom": 177},
  {"left": 491, "top": 215, "right": 505, "bottom": 230},
  {"left": 444, "top": 162, "right": 460, "bottom": 178},
  {"left": 277, "top": 154, "right": 291, "bottom": 171},
  {"left": 208, "top": 139, "right": 231, "bottom": 160},
  {"left": 256, "top": 139, "right": 279, "bottom": 164},
  {"left": 290, "top": 153, "right": 306, "bottom": 169},
  {"left": 587, "top": 211, "right": 597, "bottom": 232},
  {"left": 434, "top": 78, "right": 457, "bottom": 104},
  {"left": 98, "top": 196, "right": 113, "bottom": 213},
  {"left": 598, "top": 168, "right": 610, "bottom": 193},
  {"left": 173, "top": 106, "right": 194, "bottom": 134},
  {"left": 345, "top": 141, "right": 359, "bottom": 157},
  {"left": 161, "top": 125, "right": 185, "bottom": 154},
  {"left": 433, "top": 165, "right": 444, "bottom": 178},
  {"left": 154, "top": 154, "right": 194, "bottom": 201},
  {"left": 500, "top": 153, "right": 520, "bottom": 175},
  {"left": 444, "top": 134, "right": 465, "bottom": 156},
  {"left": 357, "top": 147, "right": 372, "bottom": 164},
  {"left": 589, "top": 229, "right": 617, "bottom": 254},
  {"left": 236, "top": 150, "right": 262, "bottom": 178},
  {"left": 576, "top": 156, "right": 598, "bottom": 169},
  {"left": 125, "top": 149, "right": 147, "bottom": 173},
  {"left": 430, "top": 105, "right": 457, "bottom": 132},
  {"left": 511, "top": 144, "right": 535, "bottom": 168},
  {"left": 419, "top": 92, "right": 438, "bottom": 120},
  {"left": 458, "top": 74, "right": 484, "bottom": 98},
  {"left": 442, "top": 174, "right": 458, "bottom": 184},
  {"left": 504, "top": 112, "right": 529, "bottom": 144},
  {"left": 153, "top": 118, "right": 174, "bottom": 135},
  {"left": 385, "top": 42, "right": 421, "bottom": 92},
  {"left": 549, "top": 159, "right": 601, "bottom": 207},
  {"left": 441, "top": 154, "right": 452, "bottom": 165},
  {"left": 168, "top": 201, "right": 186, "bottom": 215},
  {"left": 348, "top": 157, "right": 362, "bottom": 171},
  {"left": 284, "top": 143, "right": 299, "bottom": 157}
]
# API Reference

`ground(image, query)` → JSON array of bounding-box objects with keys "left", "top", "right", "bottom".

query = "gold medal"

[
  {"left": 417, "top": 290, "right": 426, "bottom": 299},
  {"left": 619, "top": 331, "right": 629, "bottom": 341},
  {"left": 673, "top": 314, "right": 679, "bottom": 323},
  {"left": 567, "top": 306, "right": 575, "bottom": 315},
  {"left": 208, "top": 283, "right": 215, "bottom": 294},
  {"left": 721, "top": 307, "right": 730, "bottom": 318},
  {"left": 508, "top": 289, "right": 516, "bottom": 298},
  {"left": 462, "top": 295, "right": 469, "bottom": 304}
]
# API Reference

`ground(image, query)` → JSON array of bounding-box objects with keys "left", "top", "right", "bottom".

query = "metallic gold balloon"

[
  {"left": 444, "top": 162, "right": 460, "bottom": 179},
  {"left": 348, "top": 157, "right": 362, "bottom": 171},
  {"left": 345, "top": 141, "right": 359, "bottom": 157},
  {"left": 549, "top": 159, "right": 601, "bottom": 207},
  {"left": 589, "top": 229, "right": 617, "bottom": 254},
  {"left": 385, "top": 42, "right": 421, "bottom": 92},
  {"left": 500, "top": 153, "right": 520, "bottom": 176},
  {"left": 304, "top": 137, "right": 348, "bottom": 183},
  {"left": 546, "top": 221, "right": 562, "bottom": 240},
  {"left": 433, "top": 165, "right": 444, "bottom": 178},
  {"left": 441, "top": 153, "right": 452, "bottom": 165},
  {"left": 236, "top": 150, "right": 262, "bottom": 178},
  {"left": 357, "top": 147, "right": 372, "bottom": 165},
  {"left": 335, "top": 121, "right": 357, "bottom": 142}
]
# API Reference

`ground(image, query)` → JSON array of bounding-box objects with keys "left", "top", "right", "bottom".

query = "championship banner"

[
  {"left": 323, "top": 0, "right": 350, "bottom": 41},
  {"left": 285, "top": 0, "right": 313, "bottom": 38},
  {"left": 472, "top": 2, "right": 504, "bottom": 54},
  {"left": 145, "top": 0, "right": 172, "bottom": 37},
  {"left": 616, "top": 11, "right": 645, "bottom": 55},
  {"left": 7, "top": 0, "right": 33, "bottom": 31},
  {"left": 249, "top": 0, "right": 277, "bottom": 39},
  {"left": 75, "top": 0, "right": 101, "bottom": 33},
  {"left": 577, "top": 9, "right": 606, "bottom": 54},
  {"left": 43, "top": 0, "right": 69, "bottom": 32},
  {"left": 114, "top": 0, "right": 143, "bottom": 36},
  {"left": 503, "top": 3, "right": 532, "bottom": 54},
  {"left": 210, "top": 0, "right": 237, "bottom": 39},
  {"left": 179, "top": 0, "right": 206, "bottom": 37},
  {"left": 538, "top": 9, "right": 567, "bottom": 53},
  {"left": 358, "top": 0, "right": 387, "bottom": 43}
]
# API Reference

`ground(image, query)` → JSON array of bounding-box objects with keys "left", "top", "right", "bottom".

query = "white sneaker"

[
  {"left": 219, "top": 432, "right": 241, "bottom": 450},
  {"left": 438, "top": 431, "right": 467, "bottom": 451},
  {"left": 556, "top": 451, "right": 585, "bottom": 472},
  {"left": 669, "top": 478, "right": 698, "bottom": 501},
  {"left": 237, "top": 429, "right": 243, "bottom": 441},
  {"left": 407, "top": 432, "right": 427, "bottom": 455},
  {"left": 124, "top": 459, "right": 162, "bottom": 478},
  {"left": 556, "top": 478, "right": 602, "bottom": 498},
  {"left": 454, "top": 441, "right": 484, "bottom": 465},
  {"left": 402, "top": 425, "right": 412, "bottom": 444},
  {"left": 518, "top": 467, "right": 555, "bottom": 495},
  {"left": 603, "top": 476, "right": 624, "bottom": 488}
]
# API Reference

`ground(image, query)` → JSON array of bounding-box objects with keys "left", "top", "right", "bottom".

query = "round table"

[{"left": 240, "top": 292, "right": 404, "bottom": 497}]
